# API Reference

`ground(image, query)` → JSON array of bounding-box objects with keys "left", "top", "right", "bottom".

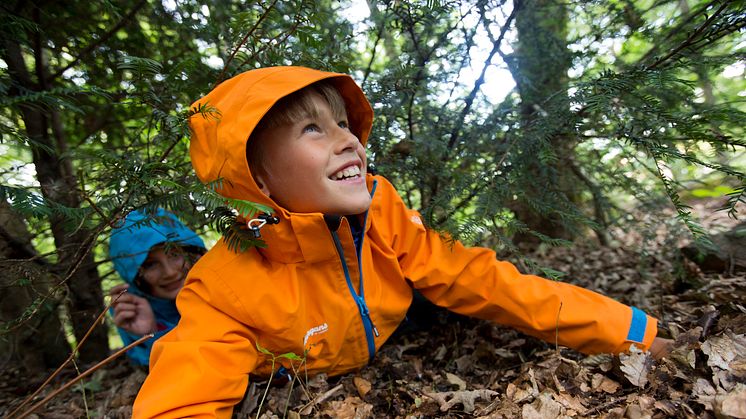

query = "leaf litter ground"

[{"left": 2, "top": 199, "right": 745, "bottom": 418}]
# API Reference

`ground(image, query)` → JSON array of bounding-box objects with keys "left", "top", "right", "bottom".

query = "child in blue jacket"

[{"left": 108, "top": 208, "right": 206, "bottom": 366}]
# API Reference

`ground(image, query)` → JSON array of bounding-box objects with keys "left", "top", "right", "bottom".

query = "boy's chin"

[{"left": 329, "top": 198, "right": 372, "bottom": 216}]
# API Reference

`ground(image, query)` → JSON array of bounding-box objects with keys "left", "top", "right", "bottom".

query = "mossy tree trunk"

[
  {"left": 0, "top": 200, "right": 70, "bottom": 374},
  {"left": 507, "top": 0, "right": 581, "bottom": 246},
  {"left": 1, "top": 16, "right": 109, "bottom": 364}
]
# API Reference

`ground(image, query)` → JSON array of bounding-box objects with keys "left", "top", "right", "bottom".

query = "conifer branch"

[
  {"left": 47, "top": 0, "right": 148, "bottom": 82},
  {"left": 646, "top": 0, "right": 731, "bottom": 70},
  {"left": 214, "top": 0, "right": 279, "bottom": 87}
]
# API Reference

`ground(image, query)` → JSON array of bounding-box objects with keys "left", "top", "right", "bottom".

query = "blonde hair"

[{"left": 246, "top": 80, "right": 348, "bottom": 177}]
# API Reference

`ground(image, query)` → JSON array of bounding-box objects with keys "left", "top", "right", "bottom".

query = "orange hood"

[{"left": 189, "top": 66, "right": 374, "bottom": 214}]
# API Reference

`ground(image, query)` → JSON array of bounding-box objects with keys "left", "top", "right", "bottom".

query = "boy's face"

[{"left": 253, "top": 93, "right": 371, "bottom": 215}]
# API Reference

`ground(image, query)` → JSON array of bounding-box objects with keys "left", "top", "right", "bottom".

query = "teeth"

[{"left": 332, "top": 165, "right": 360, "bottom": 180}]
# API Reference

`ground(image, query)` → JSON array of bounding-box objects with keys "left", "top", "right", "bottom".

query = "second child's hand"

[{"left": 110, "top": 284, "right": 157, "bottom": 336}]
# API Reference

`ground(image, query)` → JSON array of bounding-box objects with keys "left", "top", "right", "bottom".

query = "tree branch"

[
  {"left": 47, "top": 0, "right": 148, "bottom": 82},
  {"left": 646, "top": 0, "right": 730, "bottom": 69},
  {"left": 444, "top": 4, "right": 517, "bottom": 153},
  {"left": 214, "top": 0, "right": 279, "bottom": 88}
]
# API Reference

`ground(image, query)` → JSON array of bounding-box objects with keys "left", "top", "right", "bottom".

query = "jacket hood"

[
  {"left": 109, "top": 208, "right": 206, "bottom": 285},
  {"left": 189, "top": 66, "right": 374, "bottom": 213}
]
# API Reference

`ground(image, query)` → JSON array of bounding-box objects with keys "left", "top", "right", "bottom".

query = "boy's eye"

[
  {"left": 338, "top": 120, "right": 349, "bottom": 129},
  {"left": 302, "top": 124, "right": 320, "bottom": 133}
]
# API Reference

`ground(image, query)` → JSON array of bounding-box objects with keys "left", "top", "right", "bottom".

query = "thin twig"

[
  {"left": 47, "top": 0, "right": 148, "bottom": 82},
  {"left": 444, "top": 4, "right": 517, "bottom": 153},
  {"left": 214, "top": 0, "right": 279, "bottom": 88},
  {"left": 5, "top": 288, "right": 128, "bottom": 418},
  {"left": 647, "top": 0, "right": 730, "bottom": 70},
  {"left": 13, "top": 333, "right": 154, "bottom": 419}
]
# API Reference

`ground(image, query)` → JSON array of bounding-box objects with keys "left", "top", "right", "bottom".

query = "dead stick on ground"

[
  {"left": 14, "top": 334, "right": 154, "bottom": 419},
  {"left": 6, "top": 288, "right": 128, "bottom": 418},
  {"left": 299, "top": 384, "right": 344, "bottom": 415}
]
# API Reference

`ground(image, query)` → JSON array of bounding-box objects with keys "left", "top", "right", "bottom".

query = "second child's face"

[
  {"left": 139, "top": 246, "right": 194, "bottom": 299},
  {"left": 254, "top": 94, "right": 371, "bottom": 215}
]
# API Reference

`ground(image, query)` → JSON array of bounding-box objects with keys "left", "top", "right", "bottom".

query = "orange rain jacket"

[{"left": 133, "top": 67, "right": 657, "bottom": 418}]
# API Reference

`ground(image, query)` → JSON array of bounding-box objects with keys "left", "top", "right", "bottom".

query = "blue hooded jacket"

[{"left": 109, "top": 208, "right": 206, "bottom": 366}]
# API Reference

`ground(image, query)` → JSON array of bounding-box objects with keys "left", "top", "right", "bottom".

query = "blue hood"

[{"left": 109, "top": 208, "right": 205, "bottom": 285}]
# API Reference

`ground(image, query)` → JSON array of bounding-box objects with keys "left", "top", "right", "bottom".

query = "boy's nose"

[{"left": 332, "top": 127, "right": 360, "bottom": 154}]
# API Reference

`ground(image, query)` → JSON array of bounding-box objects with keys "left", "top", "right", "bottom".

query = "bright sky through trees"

[{"left": 340, "top": 0, "right": 517, "bottom": 104}]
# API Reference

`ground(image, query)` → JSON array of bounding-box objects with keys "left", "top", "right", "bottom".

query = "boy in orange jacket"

[{"left": 134, "top": 66, "right": 671, "bottom": 418}]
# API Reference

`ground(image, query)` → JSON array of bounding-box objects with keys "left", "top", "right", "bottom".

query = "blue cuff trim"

[{"left": 626, "top": 306, "right": 647, "bottom": 343}]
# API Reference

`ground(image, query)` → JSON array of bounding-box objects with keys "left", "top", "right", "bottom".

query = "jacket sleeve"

[
  {"left": 133, "top": 267, "right": 262, "bottom": 418},
  {"left": 373, "top": 176, "right": 657, "bottom": 354}
]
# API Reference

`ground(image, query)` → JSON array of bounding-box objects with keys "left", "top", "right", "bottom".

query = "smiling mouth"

[
  {"left": 161, "top": 280, "right": 183, "bottom": 291},
  {"left": 330, "top": 165, "right": 362, "bottom": 181}
]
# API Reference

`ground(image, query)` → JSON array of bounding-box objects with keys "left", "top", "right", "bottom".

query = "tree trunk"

[
  {"left": 1, "top": 35, "right": 109, "bottom": 364},
  {"left": 507, "top": 0, "right": 578, "bottom": 246},
  {"left": 0, "top": 200, "right": 70, "bottom": 374}
]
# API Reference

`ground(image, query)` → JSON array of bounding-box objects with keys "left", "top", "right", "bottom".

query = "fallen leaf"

[
  {"left": 701, "top": 334, "right": 746, "bottom": 370},
  {"left": 433, "top": 344, "right": 447, "bottom": 361},
  {"left": 619, "top": 345, "right": 653, "bottom": 388},
  {"left": 654, "top": 400, "right": 677, "bottom": 416},
  {"left": 521, "top": 391, "right": 563, "bottom": 419},
  {"left": 553, "top": 392, "right": 586, "bottom": 412},
  {"left": 591, "top": 373, "right": 620, "bottom": 394},
  {"left": 446, "top": 372, "right": 467, "bottom": 390},
  {"left": 353, "top": 376, "right": 371, "bottom": 398},
  {"left": 423, "top": 389, "right": 498, "bottom": 413},
  {"left": 319, "top": 396, "right": 373, "bottom": 419},
  {"left": 720, "top": 385, "right": 746, "bottom": 418}
]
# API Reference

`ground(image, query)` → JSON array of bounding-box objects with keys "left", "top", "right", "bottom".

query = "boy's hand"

[
  {"left": 649, "top": 337, "right": 674, "bottom": 360},
  {"left": 110, "top": 284, "right": 157, "bottom": 336}
]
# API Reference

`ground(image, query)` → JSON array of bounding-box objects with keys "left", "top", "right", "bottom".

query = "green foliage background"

[{"left": 0, "top": 0, "right": 744, "bottom": 363}]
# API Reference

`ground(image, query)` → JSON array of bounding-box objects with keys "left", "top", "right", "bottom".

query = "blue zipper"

[
  {"left": 330, "top": 180, "right": 379, "bottom": 364},
  {"left": 331, "top": 231, "right": 378, "bottom": 363}
]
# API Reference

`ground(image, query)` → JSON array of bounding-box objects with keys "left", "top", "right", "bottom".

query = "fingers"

[
  {"left": 113, "top": 305, "right": 138, "bottom": 327},
  {"left": 109, "top": 284, "right": 130, "bottom": 304}
]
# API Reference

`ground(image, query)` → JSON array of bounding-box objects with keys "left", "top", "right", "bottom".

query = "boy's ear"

[{"left": 253, "top": 172, "right": 271, "bottom": 197}]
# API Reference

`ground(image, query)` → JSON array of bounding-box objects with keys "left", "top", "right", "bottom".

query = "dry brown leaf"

[
  {"left": 720, "top": 385, "right": 746, "bottom": 418},
  {"left": 455, "top": 354, "right": 474, "bottom": 373},
  {"left": 446, "top": 372, "right": 467, "bottom": 390},
  {"left": 696, "top": 383, "right": 746, "bottom": 418},
  {"left": 521, "top": 391, "right": 564, "bottom": 419},
  {"left": 423, "top": 389, "right": 498, "bottom": 413},
  {"left": 619, "top": 345, "right": 653, "bottom": 388},
  {"left": 353, "top": 376, "right": 371, "bottom": 398},
  {"left": 298, "top": 383, "right": 343, "bottom": 415},
  {"left": 319, "top": 396, "right": 373, "bottom": 419},
  {"left": 654, "top": 400, "right": 677, "bottom": 416},
  {"left": 506, "top": 383, "right": 535, "bottom": 403},
  {"left": 701, "top": 333, "right": 746, "bottom": 370},
  {"left": 624, "top": 403, "right": 652, "bottom": 419},
  {"left": 553, "top": 392, "right": 586, "bottom": 412},
  {"left": 591, "top": 373, "right": 620, "bottom": 394}
]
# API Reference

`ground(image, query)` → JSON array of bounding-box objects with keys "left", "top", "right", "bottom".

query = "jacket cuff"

[{"left": 616, "top": 306, "right": 658, "bottom": 352}]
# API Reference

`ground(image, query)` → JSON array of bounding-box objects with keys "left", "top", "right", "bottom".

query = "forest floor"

[{"left": 2, "top": 199, "right": 745, "bottom": 418}]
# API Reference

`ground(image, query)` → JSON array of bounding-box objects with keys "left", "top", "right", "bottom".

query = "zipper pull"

[{"left": 357, "top": 297, "right": 379, "bottom": 337}]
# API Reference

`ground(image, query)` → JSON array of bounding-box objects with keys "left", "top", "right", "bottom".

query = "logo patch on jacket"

[
  {"left": 408, "top": 211, "right": 425, "bottom": 231},
  {"left": 303, "top": 323, "right": 329, "bottom": 346}
]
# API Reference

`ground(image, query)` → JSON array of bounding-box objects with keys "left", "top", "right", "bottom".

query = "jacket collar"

[{"left": 254, "top": 176, "right": 376, "bottom": 264}]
